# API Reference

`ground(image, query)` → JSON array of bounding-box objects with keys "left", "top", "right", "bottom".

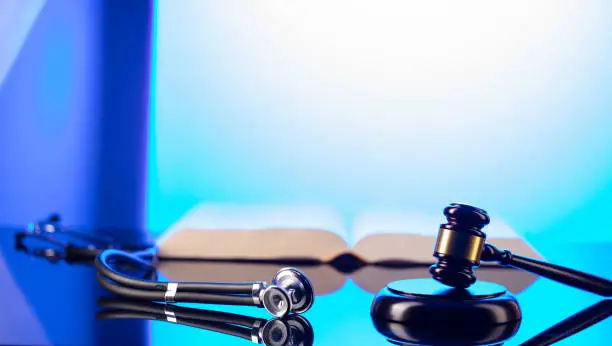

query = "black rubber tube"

[
  {"left": 174, "top": 292, "right": 256, "bottom": 305},
  {"left": 96, "top": 310, "right": 166, "bottom": 322},
  {"left": 97, "top": 298, "right": 260, "bottom": 326},
  {"left": 180, "top": 319, "right": 252, "bottom": 341},
  {"left": 96, "top": 249, "right": 257, "bottom": 294},
  {"left": 96, "top": 274, "right": 257, "bottom": 306},
  {"left": 95, "top": 250, "right": 161, "bottom": 290},
  {"left": 97, "top": 273, "right": 164, "bottom": 300},
  {"left": 96, "top": 311, "right": 252, "bottom": 341},
  {"left": 172, "top": 282, "right": 256, "bottom": 295}
]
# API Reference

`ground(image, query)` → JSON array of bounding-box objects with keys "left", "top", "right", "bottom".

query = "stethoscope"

[
  {"left": 96, "top": 249, "right": 314, "bottom": 317},
  {"left": 97, "top": 298, "right": 314, "bottom": 346},
  {"left": 16, "top": 214, "right": 315, "bottom": 317}
]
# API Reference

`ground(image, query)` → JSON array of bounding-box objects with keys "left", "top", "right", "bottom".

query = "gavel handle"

[{"left": 482, "top": 244, "right": 612, "bottom": 297}]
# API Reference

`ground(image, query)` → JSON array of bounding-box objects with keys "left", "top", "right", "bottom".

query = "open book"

[{"left": 157, "top": 204, "right": 542, "bottom": 264}]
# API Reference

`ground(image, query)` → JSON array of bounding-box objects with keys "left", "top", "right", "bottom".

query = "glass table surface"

[{"left": 1, "top": 229, "right": 610, "bottom": 346}]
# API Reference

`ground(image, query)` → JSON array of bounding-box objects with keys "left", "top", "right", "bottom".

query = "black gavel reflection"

[
  {"left": 519, "top": 299, "right": 611, "bottom": 346},
  {"left": 96, "top": 298, "right": 314, "bottom": 346}
]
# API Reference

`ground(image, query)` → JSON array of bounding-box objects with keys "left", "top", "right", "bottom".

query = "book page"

[
  {"left": 350, "top": 210, "right": 441, "bottom": 263},
  {"left": 351, "top": 209, "right": 520, "bottom": 244},
  {"left": 350, "top": 209, "right": 540, "bottom": 263},
  {"left": 351, "top": 210, "right": 442, "bottom": 246},
  {"left": 157, "top": 203, "right": 349, "bottom": 261}
]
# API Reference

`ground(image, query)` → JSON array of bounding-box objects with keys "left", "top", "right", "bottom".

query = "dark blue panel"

[
  {"left": 92, "top": 0, "right": 153, "bottom": 244},
  {"left": 93, "top": 0, "right": 154, "bottom": 345},
  {"left": 0, "top": 0, "right": 153, "bottom": 345}
]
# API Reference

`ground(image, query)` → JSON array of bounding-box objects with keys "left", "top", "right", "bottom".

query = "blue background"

[
  {"left": 147, "top": 1, "right": 612, "bottom": 248},
  {"left": 146, "top": 3, "right": 612, "bottom": 343},
  {"left": 1, "top": 1, "right": 611, "bottom": 345}
]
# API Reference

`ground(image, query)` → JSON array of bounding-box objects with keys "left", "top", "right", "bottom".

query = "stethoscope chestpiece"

[
  {"left": 261, "top": 267, "right": 315, "bottom": 317},
  {"left": 256, "top": 314, "right": 314, "bottom": 346}
]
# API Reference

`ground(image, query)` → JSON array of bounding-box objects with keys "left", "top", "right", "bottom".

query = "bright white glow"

[
  {"left": 150, "top": 1, "right": 612, "bottom": 240},
  {"left": 0, "top": 0, "right": 46, "bottom": 87}
]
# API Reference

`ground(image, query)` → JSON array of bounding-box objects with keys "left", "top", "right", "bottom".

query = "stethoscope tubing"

[{"left": 95, "top": 249, "right": 260, "bottom": 306}]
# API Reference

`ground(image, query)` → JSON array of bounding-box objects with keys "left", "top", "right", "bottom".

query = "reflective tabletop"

[{"left": 1, "top": 229, "right": 610, "bottom": 346}]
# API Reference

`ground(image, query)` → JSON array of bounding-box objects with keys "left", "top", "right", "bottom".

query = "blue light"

[
  {"left": 147, "top": 1, "right": 612, "bottom": 248},
  {"left": 0, "top": 0, "right": 46, "bottom": 88}
]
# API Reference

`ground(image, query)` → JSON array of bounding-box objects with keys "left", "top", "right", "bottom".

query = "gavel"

[{"left": 429, "top": 203, "right": 612, "bottom": 297}]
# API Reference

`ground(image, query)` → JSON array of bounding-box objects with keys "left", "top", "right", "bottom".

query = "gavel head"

[{"left": 429, "top": 203, "right": 490, "bottom": 289}]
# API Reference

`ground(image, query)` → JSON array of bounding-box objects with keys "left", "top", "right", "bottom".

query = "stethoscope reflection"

[
  {"left": 373, "top": 299, "right": 611, "bottom": 345},
  {"left": 96, "top": 298, "right": 314, "bottom": 346}
]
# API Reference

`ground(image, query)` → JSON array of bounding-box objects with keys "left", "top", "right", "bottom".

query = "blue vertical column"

[
  {"left": 93, "top": 1, "right": 154, "bottom": 345},
  {"left": 93, "top": 0, "right": 153, "bottom": 243}
]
